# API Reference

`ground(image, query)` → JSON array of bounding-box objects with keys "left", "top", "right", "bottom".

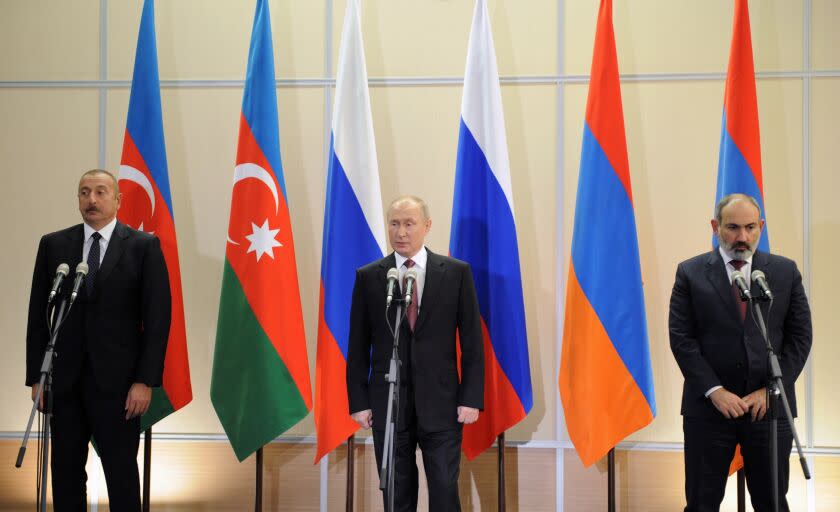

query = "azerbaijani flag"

[
  {"left": 211, "top": 0, "right": 312, "bottom": 462},
  {"left": 313, "top": 0, "right": 386, "bottom": 464},
  {"left": 559, "top": 0, "right": 655, "bottom": 467},
  {"left": 449, "top": 0, "right": 533, "bottom": 461},
  {"left": 117, "top": 0, "right": 192, "bottom": 430},
  {"left": 715, "top": 0, "right": 769, "bottom": 251},
  {"left": 717, "top": 0, "right": 767, "bottom": 476}
]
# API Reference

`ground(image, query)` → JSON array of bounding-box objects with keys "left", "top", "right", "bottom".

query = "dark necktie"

[
  {"left": 87, "top": 232, "right": 102, "bottom": 295},
  {"left": 730, "top": 259, "right": 747, "bottom": 321},
  {"left": 403, "top": 259, "right": 418, "bottom": 331}
]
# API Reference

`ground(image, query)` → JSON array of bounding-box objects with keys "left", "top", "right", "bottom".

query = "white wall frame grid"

[{"left": 1, "top": 1, "right": 835, "bottom": 511}]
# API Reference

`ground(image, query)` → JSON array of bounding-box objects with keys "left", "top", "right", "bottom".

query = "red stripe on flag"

[
  {"left": 314, "top": 282, "right": 359, "bottom": 463},
  {"left": 724, "top": 0, "right": 763, "bottom": 193},
  {"left": 461, "top": 319, "right": 527, "bottom": 460},
  {"left": 584, "top": 0, "right": 632, "bottom": 204}
]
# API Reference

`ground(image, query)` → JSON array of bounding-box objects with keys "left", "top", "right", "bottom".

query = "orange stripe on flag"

[{"left": 560, "top": 266, "right": 653, "bottom": 467}]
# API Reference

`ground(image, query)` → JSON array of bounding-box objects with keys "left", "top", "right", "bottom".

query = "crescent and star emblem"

[
  {"left": 227, "top": 163, "right": 283, "bottom": 261},
  {"left": 118, "top": 164, "right": 156, "bottom": 234}
]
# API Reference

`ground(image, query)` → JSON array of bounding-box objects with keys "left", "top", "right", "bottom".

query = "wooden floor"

[{"left": 2, "top": 439, "right": 837, "bottom": 511}]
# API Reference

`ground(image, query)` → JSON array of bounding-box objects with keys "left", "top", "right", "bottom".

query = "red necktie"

[
  {"left": 730, "top": 259, "right": 747, "bottom": 321},
  {"left": 403, "top": 259, "right": 418, "bottom": 331}
]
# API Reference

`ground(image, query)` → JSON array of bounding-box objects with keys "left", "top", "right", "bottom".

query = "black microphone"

[
  {"left": 404, "top": 268, "right": 418, "bottom": 306},
  {"left": 69, "top": 262, "right": 89, "bottom": 304},
  {"left": 48, "top": 263, "right": 70, "bottom": 303},
  {"left": 385, "top": 267, "right": 399, "bottom": 308},
  {"left": 751, "top": 270, "right": 774, "bottom": 300},
  {"left": 731, "top": 270, "right": 752, "bottom": 301}
]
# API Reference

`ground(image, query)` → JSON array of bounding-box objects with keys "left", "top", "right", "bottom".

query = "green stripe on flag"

[
  {"left": 141, "top": 387, "right": 175, "bottom": 431},
  {"left": 211, "top": 260, "right": 308, "bottom": 461}
]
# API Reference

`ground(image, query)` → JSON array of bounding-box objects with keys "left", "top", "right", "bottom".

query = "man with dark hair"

[
  {"left": 669, "top": 193, "right": 812, "bottom": 511},
  {"left": 347, "top": 195, "right": 484, "bottom": 511},
  {"left": 26, "top": 169, "right": 171, "bottom": 511}
]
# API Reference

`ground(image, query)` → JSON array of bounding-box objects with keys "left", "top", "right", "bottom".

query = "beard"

[{"left": 717, "top": 233, "right": 757, "bottom": 260}]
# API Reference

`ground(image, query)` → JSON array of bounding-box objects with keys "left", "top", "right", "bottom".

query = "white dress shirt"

[
  {"left": 82, "top": 218, "right": 117, "bottom": 264},
  {"left": 394, "top": 247, "right": 427, "bottom": 310}
]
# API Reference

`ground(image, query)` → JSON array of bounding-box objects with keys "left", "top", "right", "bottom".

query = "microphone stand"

[
  {"left": 379, "top": 300, "right": 406, "bottom": 512},
  {"left": 16, "top": 294, "right": 75, "bottom": 512},
  {"left": 742, "top": 290, "right": 810, "bottom": 512}
]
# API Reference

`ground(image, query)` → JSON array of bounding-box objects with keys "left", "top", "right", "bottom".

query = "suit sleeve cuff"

[{"left": 705, "top": 385, "right": 723, "bottom": 398}]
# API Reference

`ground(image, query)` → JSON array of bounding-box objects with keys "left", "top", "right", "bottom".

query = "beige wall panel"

[
  {"left": 105, "top": 86, "right": 325, "bottom": 435},
  {"left": 815, "top": 456, "right": 840, "bottom": 512},
  {"left": 108, "top": 1, "right": 325, "bottom": 81},
  {"left": 0, "top": 0, "right": 99, "bottom": 81},
  {"left": 0, "top": 89, "right": 99, "bottom": 432},
  {"left": 333, "top": 0, "right": 556, "bottom": 78},
  {"left": 812, "top": 0, "right": 840, "bottom": 70},
  {"left": 811, "top": 78, "right": 840, "bottom": 447},
  {"left": 563, "top": 449, "right": 810, "bottom": 511},
  {"left": 565, "top": 0, "right": 802, "bottom": 76},
  {"left": 561, "top": 78, "right": 804, "bottom": 444},
  {"left": 328, "top": 443, "right": 554, "bottom": 511},
  {"left": 370, "top": 84, "right": 556, "bottom": 441}
]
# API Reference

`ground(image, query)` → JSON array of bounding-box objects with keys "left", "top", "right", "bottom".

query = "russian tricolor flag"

[
  {"left": 314, "top": 0, "right": 386, "bottom": 464},
  {"left": 117, "top": 0, "right": 192, "bottom": 430},
  {"left": 559, "top": 0, "right": 655, "bottom": 467},
  {"left": 449, "top": 0, "right": 533, "bottom": 460},
  {"left": 715, "top": 0, "right": 769, "bottom": 252}
]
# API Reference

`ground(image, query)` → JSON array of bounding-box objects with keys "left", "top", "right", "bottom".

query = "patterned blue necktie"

[{"left": 86, "top": 232, "right": 102, "bottom": 295}]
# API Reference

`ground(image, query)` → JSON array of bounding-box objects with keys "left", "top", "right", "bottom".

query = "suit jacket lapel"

[
  {"left": 748, "top": 250, "right": 771, "bottom": 318},
  {"left": 704, "top": 250, "right": 742, "bottom": 325},
  {"left": 414, "top": 248, "right": 444, "bottom": 334},
  {"left": 65, "top": 224, "right": 84, "bottom": 263},
  {"left": 94, "top": 222, "right": 128, "bottom": 298}
]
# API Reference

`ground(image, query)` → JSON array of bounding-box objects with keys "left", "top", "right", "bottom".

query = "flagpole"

[
  {"left": 142, "top": 427, "right": 152, "bottom": 512},
  {"left": 255, "top": 447, "right": 263, "bottom": 512},
  {"left": 607, "top": 448, "right": 615, "bottom": 512},
  {"left": 346, "top": 435, "right": 355, "bottom": 512},
  {"left": 497, "top": 433, "right": 506, "bottom": 512}
]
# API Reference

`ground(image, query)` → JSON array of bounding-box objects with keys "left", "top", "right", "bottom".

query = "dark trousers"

[
  {"left": 684, "top": 415, "right": 793, "bottom": 512},
  {"left": 50, "top": 369, "right": 141, "bottom": 512},
  {"left": 372, "top": 424, "right": 463, "bottom": 512}
]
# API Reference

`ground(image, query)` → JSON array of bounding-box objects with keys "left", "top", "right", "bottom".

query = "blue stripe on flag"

[
  {"left": 321, "top": 136, "right": 383, "bottom": 358},
  {"left": 571, "top": 123, "right": 656, "bottom": 414},
  {"left": 450, "top": 120, "right": 533, "bottom": 412},
  {"left": 715, "top": 111, "right": 769, "bottom": 252},
  {"left": 242, "top": 0, "right": 286, "bottom": 200},
  {"left": 126, "top": 0, "right": 173, "bottom": 214}
]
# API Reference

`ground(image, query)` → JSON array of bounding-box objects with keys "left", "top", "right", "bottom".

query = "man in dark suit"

[
  {"left": 346, "top": 195, "right": 483, "bottom": 511},
  {"left": 26, "top": 169, "right": 171, "bottom": 511},
  {"left": 669, "top": 193, "right": 812, "bottom": 512}
]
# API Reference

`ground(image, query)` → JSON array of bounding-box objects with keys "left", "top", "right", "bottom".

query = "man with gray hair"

[
  {"left": 669, "top": 193, "right": 812, "bottom": 511},
  {"left": 347, "top": 195, "right": 483, "bottom": 511}
]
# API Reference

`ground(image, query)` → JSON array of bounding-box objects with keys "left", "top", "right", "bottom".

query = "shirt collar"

[
  {"left": 394, "top": 246, "right": 428, "bottom": 270},
  {"left": 84, "top": 217, "right": 117, "bottom": 243}
]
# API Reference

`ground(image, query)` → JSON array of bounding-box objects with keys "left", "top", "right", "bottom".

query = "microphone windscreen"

[
  {"left": 730, "top": 270, "right": 744, "bottom": 281},
  {"left": 56, "top": 263, "right": 70, "bottom": 276},
  {"left": 405, "top": 268, "right": 419, "bottom": 281},
  {"left": 75, "top": 262, "right": 89, "bottom": 276},
  {"left": 750, "top": 269, "right": 766, "bottom": 282},
  {"left": 387, "top": 267, "right": 399, "bottom": 280}
]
